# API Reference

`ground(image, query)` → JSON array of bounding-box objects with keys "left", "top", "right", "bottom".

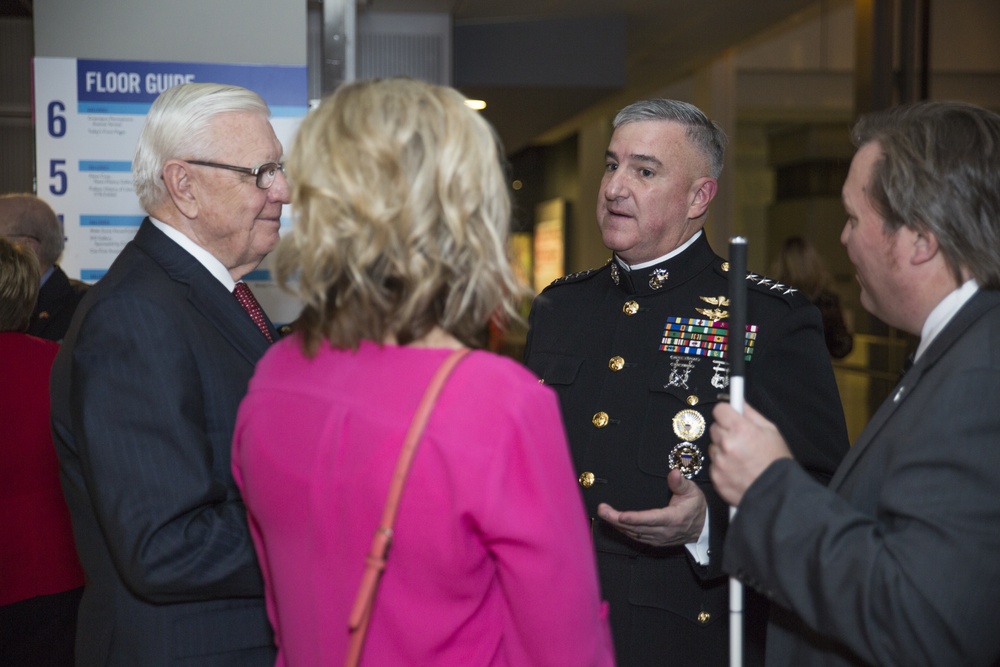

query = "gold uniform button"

[
  {"left": 697, "top": 611, "right": 711, "bottom": 624},
  {"left": 579, "top": 472, "right": 596, "bottom": 488},
  {"left": 721, "top": 261, "right": 730, "bottom": 272},
  {"left": 686, "top": 395, "right": 699, "bottom": 406},
  {"left": 608, "top": 356, "right": 625, "bottom": 372},
  {"left": 592, "top": 412, "right": 610, "bottom": 428},
  {"left": 622, "top": 300, "right": 639, "bottom": 315}
]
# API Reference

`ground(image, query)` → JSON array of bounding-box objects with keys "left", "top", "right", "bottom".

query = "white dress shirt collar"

[
  {"left": 616, "top": 230, "right": 703, "bottom": 272},
  {"left": 914, "top": 279, "right": 979, "bottom": 362},
  {"left": 149, "top": 217, "right": 237, "bottom": 292}
]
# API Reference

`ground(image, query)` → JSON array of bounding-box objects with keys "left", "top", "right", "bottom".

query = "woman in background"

[
  {"left": 0, "top": 236, "right": 84, "bottom": 665},
  {"left": 773, "top": 235, "right": 854, "bottom": 359},
  {"left": 232, "top": 78, "right": 614, "bottom": 666}
]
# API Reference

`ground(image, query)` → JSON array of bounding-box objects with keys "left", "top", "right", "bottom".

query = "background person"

[
  {"left": 710, "top": 100, "right": 1000, "bottom": 666},
  {"left": 0, "top": 193, "right": 88, "bottom": 342},
  {"left": 524, "top": 98, "right": 849, "bottom": 666},
  {"left": 0, "top": 236, "right": 84, "bottom": 665},
  {"left": 232, "top": 77, "right": 615, "bottom": 666},
  {"left": 50, "top": 82, "right": 286, "bottom": 666},
  {"left": 771, "top": 235, "right": 853, "bottom": 359}
]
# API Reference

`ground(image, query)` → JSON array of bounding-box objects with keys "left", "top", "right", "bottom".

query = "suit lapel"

[
  {"left": 36, "top": 266, "right": 70, "bottom": 311},
  {"left": 831, "top": 290, "right": 1000, "bottom": 489},
  {"left": 132, "top": 219, "right": 272, "bottom": 365},
  {"left": 189, "top": 282, "right": 272, "bottom": 363}
]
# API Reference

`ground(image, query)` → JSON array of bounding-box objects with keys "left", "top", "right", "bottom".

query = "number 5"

[{"left": 49, "top": 159, "right": 67, "bottom": 195}]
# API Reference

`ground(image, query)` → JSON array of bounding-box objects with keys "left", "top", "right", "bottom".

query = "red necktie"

[{"left": 233, "top": 282, "right": 273, "bottom": 343}]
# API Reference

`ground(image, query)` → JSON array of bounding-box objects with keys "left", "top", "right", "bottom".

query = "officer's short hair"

[{"left": 613, "top": 99, "right": 728, "bottom": 178}]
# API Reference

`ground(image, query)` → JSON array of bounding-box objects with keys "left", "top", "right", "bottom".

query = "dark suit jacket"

[
  {"left": 524, "top": 234, "right": 849, "bottom": 666},
  {"left": 724, "top": 289, "right": 1000, "bottom": 666},
  {"left": 51, "top": 219, "right": 278, "bottom": 666},
  {"left": 29, "top": 265, "right": 89, "bottom": 342}
]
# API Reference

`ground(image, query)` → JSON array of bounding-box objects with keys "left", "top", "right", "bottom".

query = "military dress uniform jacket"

[{"left": 524, "top": 233, "right": 849, "bottom": 666}]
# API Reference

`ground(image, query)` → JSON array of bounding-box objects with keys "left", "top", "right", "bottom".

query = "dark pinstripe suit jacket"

[{"left": 51, "top": 219, "right": 278, "bottom": 666}]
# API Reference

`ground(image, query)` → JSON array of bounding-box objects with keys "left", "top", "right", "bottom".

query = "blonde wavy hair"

[{"left": 275, "top": 78, "right": 526, "bottom": 354}]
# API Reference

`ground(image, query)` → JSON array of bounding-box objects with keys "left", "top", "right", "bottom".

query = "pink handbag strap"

[{"left": 345, "top": 347, "right": 470, "bottom": 667}]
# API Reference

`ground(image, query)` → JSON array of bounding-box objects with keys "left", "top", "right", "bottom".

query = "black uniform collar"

[{"left": 611, "top": 233, "right": 718, "bottom": 296}]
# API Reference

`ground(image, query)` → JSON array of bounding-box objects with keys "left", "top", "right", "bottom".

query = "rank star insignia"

[
  {"left": 610, "top": 261, "right": 620, "bottom": 285},
  {"left": 669, "top": 443, "right": 704, "bottom": 479}
]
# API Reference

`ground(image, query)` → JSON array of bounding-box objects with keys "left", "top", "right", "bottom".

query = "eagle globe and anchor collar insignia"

[
  {"left": 648, "top": 268, "right": 669, "bottom": 290},
  {"left": 609, "top": 259, "right": 670, "bottom": 290}
]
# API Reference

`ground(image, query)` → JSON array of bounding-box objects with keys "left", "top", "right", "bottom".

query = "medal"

[
  {"left": 672, "top": 409, "right": 706, "bottom": 441},
  {"left": 668, "top": 443, "right": 704, "bottom": 479}
]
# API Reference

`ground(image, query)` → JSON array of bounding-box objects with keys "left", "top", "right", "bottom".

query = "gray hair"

[
  {"left": 852, "top": 101, "right": 1000, "bottom": 289},
  {"left": 613, "top": 99, "right": 728, "bottom": 178},
  {"left": 0, "top": 193, "right": 64, "bottom": 270},
  {"left": 132, "top": 83, "right": 271, "bottom": 212}
]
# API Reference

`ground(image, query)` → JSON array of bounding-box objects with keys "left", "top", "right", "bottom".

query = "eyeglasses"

[{"left": 186, "top": 159, "right": 285, "bottom": 189}]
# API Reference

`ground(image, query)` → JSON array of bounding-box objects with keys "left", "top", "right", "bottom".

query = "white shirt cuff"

[{"left": 684, "top": 506, "right": 711, "bottom": 565}]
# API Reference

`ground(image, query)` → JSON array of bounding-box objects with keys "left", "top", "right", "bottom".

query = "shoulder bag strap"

[{"left": 345, "top": 346, "right": 470, "bottom": 666}]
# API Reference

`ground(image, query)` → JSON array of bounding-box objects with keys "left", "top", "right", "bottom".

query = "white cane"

[{"left": 726, "top": 236, "right": 748, "bottom": 667}]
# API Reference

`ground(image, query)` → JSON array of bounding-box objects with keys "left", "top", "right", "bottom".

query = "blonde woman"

[{"left": 232, "top": 78, "right": 614, "bottom": 666}]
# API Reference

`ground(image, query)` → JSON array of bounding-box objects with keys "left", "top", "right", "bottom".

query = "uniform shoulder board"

[
  {"left": 744, "top": 271, "right": 809, "bottom": 304},
  {"left": 715, "top": 260, "right": 807, "bottom": 304},
  {"left": 541, "top": 262, "right": 609, "bottom": 292}
]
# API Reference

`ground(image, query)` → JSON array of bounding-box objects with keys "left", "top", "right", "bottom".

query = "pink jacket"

[{"left": 233, "top": 339, "right": 614, "bottom": 665}]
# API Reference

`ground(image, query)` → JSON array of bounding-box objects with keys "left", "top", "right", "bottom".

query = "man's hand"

[
  {"left": 597, "top": 469, "right": 707, "bottom": 547},
  {"left": 709, "top": 401, "right": 792, "bottom": 506}
]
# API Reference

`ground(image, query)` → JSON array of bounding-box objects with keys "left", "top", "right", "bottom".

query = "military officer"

[{"left": 524, "top": 98, "right": 849, "bottom": 666}]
